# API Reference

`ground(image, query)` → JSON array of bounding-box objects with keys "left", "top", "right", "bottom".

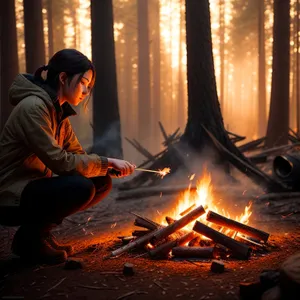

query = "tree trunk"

[
  {"left": 52, "top": 0, "right": 65, "bottom": 53},
  {"left": 0, "top": 0, "right": 19, "bottom": 130},
  {"left": 152, "top": 0, "right": 161, "bottom": 149},
  {"left": 91, "top": 0, "right": 123, "bottom": 158},
  {"left": 23, "top": 0, "right": 46, "bottom": 73},
  {"left": 46, "top": 0, "right": 54, "bottom": 58},
  {"left": 296, "top": 0, "right": 300, "bottom": 134},
  {"left": 258, "top": 0, "right": 267, "bottom": 138},
  {"left": 177, "top": 0, "right": 186, "bottom": 132},
  {"left": 265, "top": 0, "right": 290, "bottom": 147},
  {"left": 182, "top": 0, "right": 246, "bottom": 159},
  {"left": 137, "top": 0, "right": 151, "bottom": 150},
  {"left": 219, "top": 0, "right": 225, "bottom": 114}
]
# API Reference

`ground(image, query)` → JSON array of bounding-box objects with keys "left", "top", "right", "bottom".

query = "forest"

[{"left": 1, "top": 0, "right": 299, "bottom": 166}]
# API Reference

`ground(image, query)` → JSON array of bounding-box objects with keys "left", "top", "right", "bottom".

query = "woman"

[{"left": 0, "top": 49, "right": 135, "bottom": 265}]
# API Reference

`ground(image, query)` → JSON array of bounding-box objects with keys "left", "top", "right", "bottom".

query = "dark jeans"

[{"left": 0, "top": 175, "right": 112, "bottom": 227}]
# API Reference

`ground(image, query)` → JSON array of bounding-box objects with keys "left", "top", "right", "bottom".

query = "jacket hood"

[{"left": 9, "top": 74, "right": 55, "bottom": 106}]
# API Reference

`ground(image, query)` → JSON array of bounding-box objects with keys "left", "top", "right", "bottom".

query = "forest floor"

[{"left": 0, "top": 173, "right": 300, "bottom": 300}]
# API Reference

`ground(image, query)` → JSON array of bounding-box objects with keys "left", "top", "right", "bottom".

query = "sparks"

[{"left": 158, "top": 167, "right": 171, "bottom": 178}]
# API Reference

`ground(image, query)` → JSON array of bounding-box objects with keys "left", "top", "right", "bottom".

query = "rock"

[
  {"left": 279, "top": 252, "right": 300, "bottom": 299},
  {"left": 64, "top": 258, "right": 84, "bottom": 270},
  {"left": 123, "top": 262, "right": 135, "bottom": 276},
  {"left": 239, "top": 281, "right": 262, "bottom": 300},
  {"left": 261, "top": 286, "right": 281, "bottom": 300},
  {"left": 210, "top": 260, "right": 225, "bottom": 273},
  {"left": 260, "top": 270, "right": 280, "bottom": 290}
]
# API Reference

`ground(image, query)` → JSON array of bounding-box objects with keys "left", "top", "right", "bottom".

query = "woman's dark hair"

[{"left": 34, "top": 49, "right": 95, "bottom": 110}]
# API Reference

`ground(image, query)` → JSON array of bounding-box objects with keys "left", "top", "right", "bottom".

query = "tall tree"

[
  {"left": 52, "top": 0, "right": 65, "bottom": 53},
  {"left": 265, "top": 0, "right": 290, "bottom": 147},
  {"left": 0, "top": 0, "right": 19, "bottom": 130},
  {"left": 91, "top": 0, "right": 123, "bottom": 157},
  {"left": 257, "top": 0, "right": 267, "bottom": 137},
  {"left": 297, "top": 0, "right": 300, "bottom": 134},
  {"left": 23, "top": 0, "right": 45, "bottom": 73},
  {"left": 152, "top": 0, "right": 161, "bottom": 148},
  {"left": 219, "top": 0, "right": 225, "bottom": 114},
  {"left": 137, "top": 0, "right": 151, "bottom": 149},
  {"left": 46, "top": 0, "right": 54, "bottom": 58}
]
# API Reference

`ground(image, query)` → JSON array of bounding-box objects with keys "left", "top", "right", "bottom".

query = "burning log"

[
  {"left": 180, "top": 204, "right": 196, "bottom": 216},
  {"left": 172, "top": 246, "right": 215, "bottom": 258},
  {"left": 149, "top": 232, "right": 196, "bottom": 259},
  {"left": 109, "top": 228, "right": 160, "bottom": 258},
  {"left": 132, "top": 230, "right": 150, "bottom": 237},
  {"left": 132, "top": 213, "right": 162, "bottom": 231},
  {"left": 188, "top": 236, "right": 201, "bottom": 247},
  {"left": 165, "top": 216, "right": 175, "bottom": 225},
  {"left": 193, "top": 221, "right": 252, "bottom": 260},
  {"left": 206, "top": 210, "right": 270, "bottom": 242},
  {"left": 151, "top": 205, "right": 206, "bottom": 245}
]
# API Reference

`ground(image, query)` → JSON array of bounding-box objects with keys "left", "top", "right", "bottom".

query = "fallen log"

[
  {"left": 116, "top": 184, "right": 196, "bottom": 201},
  {"left": 149, "top": 232, "right": 196, "bottom": 259},
  {"left": 151, "top": 205, "right": 206, "bottom": 245},
  {"left": 180, "top": 204, "right": 196, "bottom": 216},
  {"left": 206, "top": 210, "right": 270, "bottom": 242},
  {"left": 193, "top": 221, "right": 252, "bottom": 260},
  {"left": 256, "top": 192, "right": 300, "bottom": 202},
  {"left": 249, "top": 143, "right": 300, "bottom": 159},
  {"left": 172, "top": 246, "right": 215, "bottom": 259},
  {"left": 238, "top": 137, "right": 266, "bottom": 153},
  {"left": 202, "top": 126, "right": 288, "bottom": 192}
]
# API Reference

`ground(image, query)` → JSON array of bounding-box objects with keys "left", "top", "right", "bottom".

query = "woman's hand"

[{"left": 107, "top": 158, "right": 136, "bottom": 177}]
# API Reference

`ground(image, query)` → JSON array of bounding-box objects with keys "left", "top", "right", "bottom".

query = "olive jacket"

[{"left": 0, "top": 74, "right": 108, "bottom": 207}]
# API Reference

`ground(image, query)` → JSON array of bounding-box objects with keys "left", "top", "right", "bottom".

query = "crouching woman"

[{"left": 0, "top": 49, "right": 135, "bottom": 265}]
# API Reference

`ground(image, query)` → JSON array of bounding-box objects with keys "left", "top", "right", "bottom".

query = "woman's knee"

[
  {"left": 91, "top": 175, "right": 112, "bottom": 194},
  {"left": 72, "top": 176, "right": 96, "bottom": 203}
]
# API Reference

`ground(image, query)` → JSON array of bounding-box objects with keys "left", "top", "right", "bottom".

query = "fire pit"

[{"left": 106, "top": 172, "right": 270, "bottom": 263}]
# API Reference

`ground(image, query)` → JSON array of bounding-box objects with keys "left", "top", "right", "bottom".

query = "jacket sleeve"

[
  {"left": 63, "top": 119, "right": 86, "bottom": 155},
  {"left": 14, "top": 97, "right": 109, "bottom": 177}
]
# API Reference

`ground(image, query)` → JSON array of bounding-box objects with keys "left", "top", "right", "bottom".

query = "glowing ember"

[
  {"left": 158, "top": 170, "right": 253, "bottom": 237},
  {"left": 158, "top": 167, "right": 171, "bottom": 178},
  {"left": 111, "top": 222, "right": 117, "bottom": 229}
]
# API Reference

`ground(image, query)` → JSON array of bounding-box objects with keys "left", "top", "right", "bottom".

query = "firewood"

[
  {"left": 165, "top": 216, "right": 175, "bottom": 224},
  {"left": 123, "top": 262, "right": 135, "bottom": 276},
  {"left": 149, "top": 232, "right": 196, "bottom": 259},
  {"left": 132, "top": 230, "right": 150, "bottom": 237},
  {"left": 188, "top": 236, "right": 201, "bottom": 247},
  {"left": 172, "top": 246, "right": 214, "bottom": 259},
  {"left": 151, "top": 205, "right": 206, "bottom": 245},
  {"left": 109, "top": 228, "right": 160, "bottom": 257},
  {"left": 132, "top": 213, "right": 162, "bottom": 231},
  {"left": 206, "top": 210, "right": 270, "bottom": 242},
  {"left": 180, "top": 204, "right": 196, "bottom": 216},
  {"left": 193, "top": 221, "right": 252, "bottom": 260},
  {"left": 249, "top": 143, "right": 300, "bottom": 159},
  {"left": 210, "top": 260, "right": 225, "bottom": 273}
]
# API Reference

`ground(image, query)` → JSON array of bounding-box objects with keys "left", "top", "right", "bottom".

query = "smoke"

[{"left": 85, "top": 121, "right": 123, "bottom": 158}]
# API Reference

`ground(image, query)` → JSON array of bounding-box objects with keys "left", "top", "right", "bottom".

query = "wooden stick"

[
  {"left": 172, "top": 246, "right": 215, "bottom": 258},
  {"left": 132, "top": 230, "right": 150, "bottom": 237},
  {"left": 180, "top": 204, "right": 196, "bottom": 216},
  {"left": 249, "top": 143, "right": 300, "bottom": 159},
  {"left": 132, "top": 213, "right": 162, "bottom": 231},
  {"left": 206, "top": 210, "right": 270, "bottom": 242},
  {"left": 193, "top": 221, "right": 252, "bottom": 260},
  {"left": 149, "top": 232, "right": 196, "bottom": 259},
  {"left": 151, "top": 205, "right": 206, "bottom": 244},
  {"left": 109, "top": 228, "right": 160, "bottom": 257}
]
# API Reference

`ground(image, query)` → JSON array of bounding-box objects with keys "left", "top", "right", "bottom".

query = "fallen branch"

[
  {"left": 78, "top": 285, "right": 118, "bottom": 290},
  {"left": 238, "top": 137, "right": 265, "bottom": 152},
  {"left": 116, "top": 291, "right": 148, "bottom": 300}
]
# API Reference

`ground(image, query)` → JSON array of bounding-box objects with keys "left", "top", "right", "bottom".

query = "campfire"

[{"left": 107, "top": 171, "right": 270, "bottom": 262}]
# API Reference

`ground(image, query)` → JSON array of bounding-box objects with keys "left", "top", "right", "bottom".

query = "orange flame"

[
  {"left": 158, "top": 167, "right": 171, "bottom": 178},
  {"left": 158, "top": 170, "right": 252, "bottom": 237}
]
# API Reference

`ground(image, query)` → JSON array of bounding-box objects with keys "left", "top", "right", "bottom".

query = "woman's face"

[{"left": 61, "top": 69, "right": 93, "bottom": 106}]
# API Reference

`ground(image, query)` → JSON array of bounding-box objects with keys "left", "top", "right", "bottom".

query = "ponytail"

[{"left": 34, "top": 65, "right": 49, "bottom": 81}]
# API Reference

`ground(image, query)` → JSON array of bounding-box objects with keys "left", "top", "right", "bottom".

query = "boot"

[
  {"left": 46, "top": 233, "right": 74, "bottom": 256},
  {"left": 11, "top": 226, "right": 67, "bottom": 265}
]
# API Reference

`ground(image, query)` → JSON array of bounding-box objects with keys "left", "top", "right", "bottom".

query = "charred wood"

[
  {"left": 149, "top": 232, "right": 196, "bottom": 259},
  {"left": 193, "top": 221, "right": 252, "bottom": 259},
  {"left": 238, "top": 137, "right": 265, "bottom": 153},
  {"left": 172, "top": 246, "right": 215, "bottom": 258},
  {"left": 206, "top": 210, "right": 270, "bottom": 242}
]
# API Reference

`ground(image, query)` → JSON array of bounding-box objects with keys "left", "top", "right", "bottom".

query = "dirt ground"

[{"left": 0, "top": 183, "right": 300, "bottom": 300}]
